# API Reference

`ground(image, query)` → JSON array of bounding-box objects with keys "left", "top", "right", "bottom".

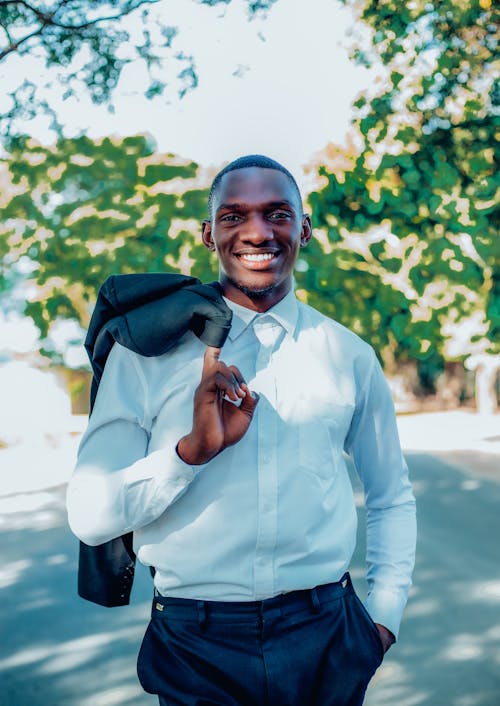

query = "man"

[{"left": 67, "top": 155, "right": 416, "bottom": 706}]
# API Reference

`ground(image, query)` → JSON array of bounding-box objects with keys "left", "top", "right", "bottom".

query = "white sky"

[{"left": 2, "top": 0, "right": 374, "bottom": 181}]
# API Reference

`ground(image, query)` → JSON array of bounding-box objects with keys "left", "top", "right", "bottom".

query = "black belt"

[{"left": 152, "top": 572, "right": 353, "bottom": 624}]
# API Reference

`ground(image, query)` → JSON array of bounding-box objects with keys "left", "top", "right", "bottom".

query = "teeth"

[{"left": 240, "top": 253, "right": 275, "bottom": 262}]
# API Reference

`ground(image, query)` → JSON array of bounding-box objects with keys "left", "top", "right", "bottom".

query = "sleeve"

[
  {"left": 344, "top": 349, "right": 417, "bottom": 639},
  {"left": 66, "top": 343, "right": 200, "bottom": 546}
]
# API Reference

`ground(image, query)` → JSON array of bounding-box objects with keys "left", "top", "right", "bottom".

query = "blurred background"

[{"left": 1, "top": 1, "right": 499, "bottom": 704}]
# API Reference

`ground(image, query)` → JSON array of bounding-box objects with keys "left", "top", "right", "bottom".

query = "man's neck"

[{"left": 219, "top": 279, "right": 292, "bottom": 313}]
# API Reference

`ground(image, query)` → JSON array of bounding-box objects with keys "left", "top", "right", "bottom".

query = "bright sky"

[{"left": 3, "top": 0, "right": 373, "bottom": 181}]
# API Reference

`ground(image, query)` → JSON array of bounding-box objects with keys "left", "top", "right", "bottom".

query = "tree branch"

[
  {"left": 0, "top": 0, "right": 55, "bottom": 22},
  {"left": 0, "top": 25, "right": 43, "bottom": 59},
  {"left": 46, "top": 4, "right": 160, "bottom": 32},
  {"left": 0, "top": 17, "right": 14, "bottom": 46},
  {"left": 0, "top": 0, "right": 161, "bottom": 62}
]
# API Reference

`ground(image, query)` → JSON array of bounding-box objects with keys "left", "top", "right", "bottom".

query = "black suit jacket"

[{"left": 78, "top": 273, "right": 232, "bottom": 606}]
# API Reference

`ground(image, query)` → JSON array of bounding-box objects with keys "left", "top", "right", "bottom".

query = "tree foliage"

[
  {"left": 1, "top": 0, "right": 498, "bottom": 393},
  {"left": 308, "top": 0, "right": 499, "bottom": 373},
  {"left": 0, "top": 134, "right": 219, "bottom": 359},
  {"left": 0, "top": 0, "right": 278, "bottom": 135}
]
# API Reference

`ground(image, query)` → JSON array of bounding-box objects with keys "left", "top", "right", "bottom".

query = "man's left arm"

[{"left": 344, "top": 349, "right": 417, "bottom": 647}]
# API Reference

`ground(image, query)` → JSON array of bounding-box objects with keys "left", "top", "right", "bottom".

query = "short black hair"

[{"left": 207, "top": 154, "right": 302, "bottom": 220}]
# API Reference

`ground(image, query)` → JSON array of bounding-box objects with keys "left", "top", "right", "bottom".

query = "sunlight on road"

[
  {"left": 470, "top": 581, "right": 500, "bottom": 603},
  {"left": 0, "top": 491, "right": 55, "bottom": 514},
  {"left": 368, "top": 661, "right": 431, "bottom": 706},
  {"left": 0, "top": 627, "right": 143, "bottom": 672},
  {"left": 77, "top": 685, "right": 146, "bottom": 706},
  {"left": 0, "top": 558, "right": 32, "bottom": 589},
  {"left": 439, "top": 633, "right": 484, "bottom": 661},
  {"left": 396, "top": 411, "right": 500, "bottom": 456},
  {"left": 0, "top": 491, "right": 64, "bottom": 531}
]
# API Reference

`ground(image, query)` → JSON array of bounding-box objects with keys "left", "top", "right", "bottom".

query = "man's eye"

[
  {"left": 269, "top": 211, "right": 291, "bottom": 220},
  {"left": 220, "top": 214, "right": 241, "bottom": 222}
]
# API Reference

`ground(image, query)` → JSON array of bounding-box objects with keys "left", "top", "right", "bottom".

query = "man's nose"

[{"left": 240, "top": 215, "right": 273, "bottom": 242}]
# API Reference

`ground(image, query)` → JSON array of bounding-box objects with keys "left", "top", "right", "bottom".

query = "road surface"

[{"left": 1, "top": 452, "right": 499, "bottom": 706}]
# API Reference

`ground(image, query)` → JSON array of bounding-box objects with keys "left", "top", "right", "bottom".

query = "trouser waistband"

[{"left": 152, "top": 572, "right": 353, "bottom": 623}]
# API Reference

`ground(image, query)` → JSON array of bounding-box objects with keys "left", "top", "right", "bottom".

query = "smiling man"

[
  {"left": 202, "top": 161, "right": 309, "bottom": 308},
  {"left": 67, "top": 155, "right": 416, "bottom": 706}
]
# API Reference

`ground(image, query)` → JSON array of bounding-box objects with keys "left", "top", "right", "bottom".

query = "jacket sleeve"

[
  {"left": 66, "top": 343, "right": 200, "bottom": 546},
  {"left": 85, "top": 275, "right": 231, "bottom": 411}
]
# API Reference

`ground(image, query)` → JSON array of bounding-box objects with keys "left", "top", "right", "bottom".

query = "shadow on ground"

[
  {"left": 1, "top": 453, "right": 499, "bottom": 705},
  {"left": 360, "top": 453, "right": 500, "bottom": 706},
  {"left": 0, "top": 487, "right": 154, "bottom": 706}
]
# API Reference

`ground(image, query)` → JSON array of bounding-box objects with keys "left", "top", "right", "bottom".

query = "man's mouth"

[
  {"left": 235, "top": 250, "right": 280, "bottom": 266},
  {"left": 238, "top": 252, "right": 276, "bottom": 263}
]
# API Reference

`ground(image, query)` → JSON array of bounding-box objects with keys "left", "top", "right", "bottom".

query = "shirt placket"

[{"left": 252, "top": 318, "right": 280, "bottom": 599}]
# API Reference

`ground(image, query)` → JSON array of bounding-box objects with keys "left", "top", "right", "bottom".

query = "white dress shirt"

[{"left": 67, "top": 290, "right": 416, "bottom": 637}]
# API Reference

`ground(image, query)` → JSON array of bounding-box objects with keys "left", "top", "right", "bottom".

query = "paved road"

[{"left": 1, "top": 453, "right": 499, "bottom": 706}]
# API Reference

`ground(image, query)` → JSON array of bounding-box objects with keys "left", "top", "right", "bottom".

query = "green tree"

[
  {"left": 0, "top": 0, "right": 278, "bottom": 135},
  {"left": 307, "top": 0, "right": 499, "bottom": 384},
  {"left": 0, "top": 133, "right": 219, "bottom": 360}
]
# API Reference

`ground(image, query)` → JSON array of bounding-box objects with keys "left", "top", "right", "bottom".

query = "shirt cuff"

[
  {"left": 365, "top": 586, "right": 409, "bottom": 640},
  {"left": 123, "top": 446, "right": 205, "bottom": 521}
]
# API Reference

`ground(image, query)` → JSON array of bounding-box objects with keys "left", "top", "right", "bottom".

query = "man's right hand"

[{"left": 177, "top": 347, "right": 259, "bottom": 465}]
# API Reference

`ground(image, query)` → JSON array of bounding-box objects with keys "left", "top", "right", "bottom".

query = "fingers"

[
  {"left": 227, "top": 366, "right": 258, "bottom": 409},
  {"left": 227, "top": 365, "right": 245, "bottom": 387},
  {"left": 214, "top": 371, "right": 244, "bottom": 401},
  {"left": 239, "top": 389, "right": 259, "bottom": 416},
  {"left": 203, "top": 346, "right": 221, "bottom": 372},
  {"left": 202, "top": 349, "right": 247, "bottom": 401}
]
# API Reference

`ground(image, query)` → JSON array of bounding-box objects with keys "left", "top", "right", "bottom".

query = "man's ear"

[
  {"left": 300, "top": 214, "right": 312, "bottom": 247},
  {"left": 201, "top": 220, "right": 216, "bottom": 251}
]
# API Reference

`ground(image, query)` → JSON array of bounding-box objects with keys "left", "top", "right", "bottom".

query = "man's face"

[{"left": 202, "top": 167, "right": 311, "bottom": 311}]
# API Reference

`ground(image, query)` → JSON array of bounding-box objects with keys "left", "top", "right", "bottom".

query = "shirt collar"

[{"left": 224, "top": 289, "right": 299, "bottom": 342}]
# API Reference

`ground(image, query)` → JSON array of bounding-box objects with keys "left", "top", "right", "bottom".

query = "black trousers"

[{"left": 137, "top": 573, "right": 384, "bottom": 706}]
